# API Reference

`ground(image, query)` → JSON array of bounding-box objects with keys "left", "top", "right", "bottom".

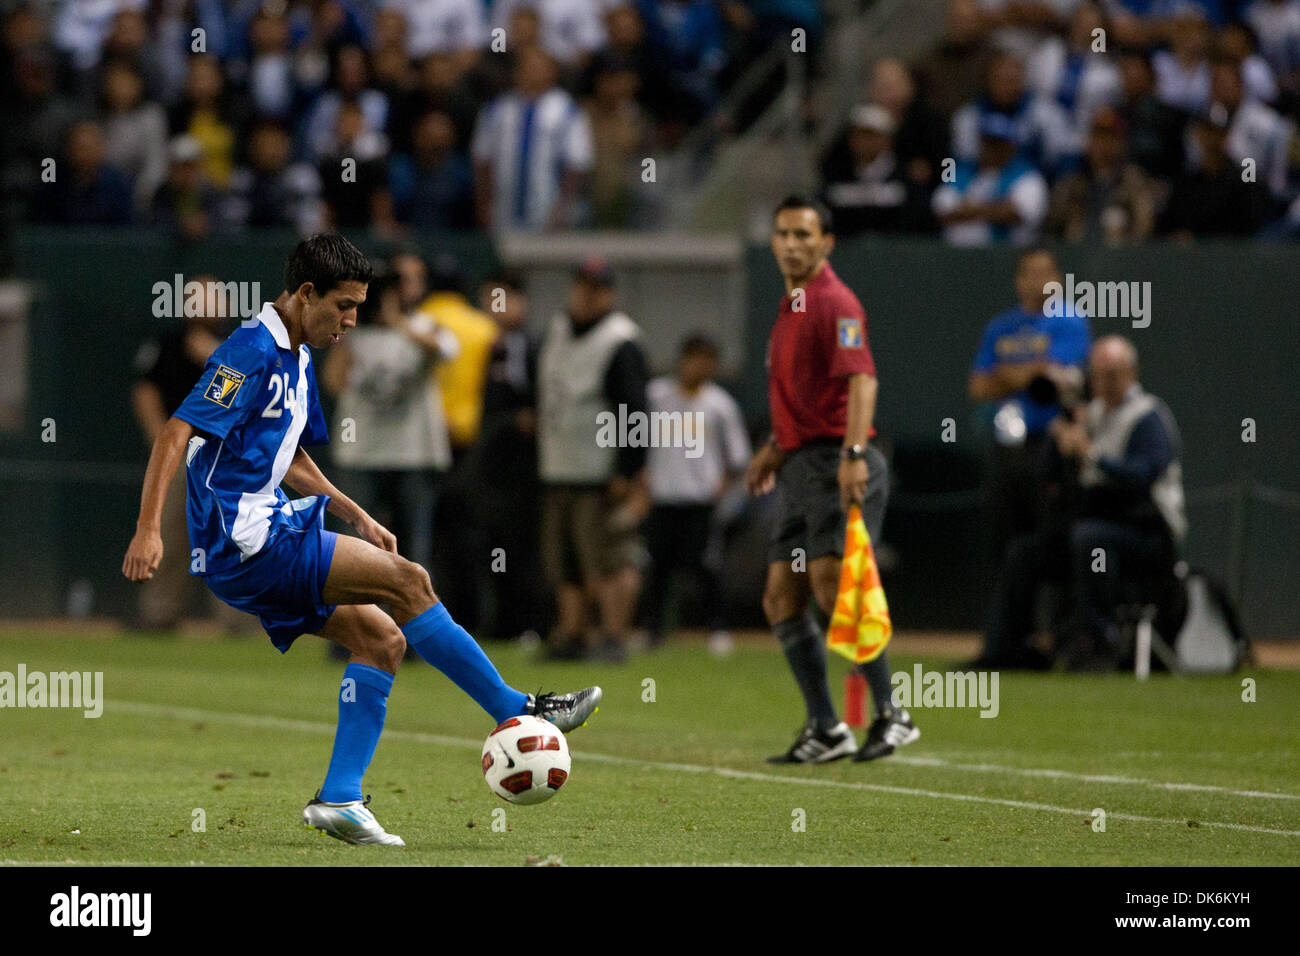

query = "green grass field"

[{"left": 1, "top": 629, "right": 1297, "bottom": 866}]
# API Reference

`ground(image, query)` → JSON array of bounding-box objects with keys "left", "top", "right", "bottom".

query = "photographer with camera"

[
  {"left": 1050, "top": 336, "right": 1187, "bottom": 671},
  {"left": 967, "top": 248, "right": 1089, "bottom": 669}
]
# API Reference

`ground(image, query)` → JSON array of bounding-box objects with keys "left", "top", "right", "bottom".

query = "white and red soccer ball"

[{"left": 481, "top": 715, "right": 571, "bottom": 805}]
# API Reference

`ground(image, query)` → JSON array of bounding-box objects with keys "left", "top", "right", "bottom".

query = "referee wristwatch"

[{"left": 841, "top": 444, "right": 867, "bottom": 462}]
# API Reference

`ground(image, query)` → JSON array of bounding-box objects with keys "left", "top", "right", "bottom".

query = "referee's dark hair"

[
  {"left": 774, "top": 194, "right": 834, "bottom": 235},
  {"left": 284, "top": 232, "right": 374, "bottom": 297},
  {"left": 1017, "top": 246, "right": 1057, "bottom": 267}
]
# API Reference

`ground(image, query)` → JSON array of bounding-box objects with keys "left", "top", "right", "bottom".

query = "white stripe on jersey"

[{"left": 231, "top": 347, "right": 312, "bottom": 557}]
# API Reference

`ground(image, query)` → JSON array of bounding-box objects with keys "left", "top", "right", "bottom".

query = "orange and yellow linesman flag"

[{"left": 826, "top": 503, "right": 892, "bottom": 663}]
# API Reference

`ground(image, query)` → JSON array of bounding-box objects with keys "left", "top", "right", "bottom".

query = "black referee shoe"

[
  {"left": 854, "top": 709, "right": 920, "bottom": 762},
  {"left": 767, "top": 721, "right": 857, "bottom": 764}
]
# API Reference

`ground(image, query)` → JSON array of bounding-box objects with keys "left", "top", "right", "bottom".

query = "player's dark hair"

[
  {"left": 679, "top": 333, "right": 719, "bottom": 360},
  {"left": 773, "top": 194, "right": 833, "bottom": 235},
  {"left": 284, "top": 232, "right": 374, "bottom": 297}
]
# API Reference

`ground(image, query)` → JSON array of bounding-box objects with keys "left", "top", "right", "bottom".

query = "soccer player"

[
  {"left": 122, "top": 234, "right": 600, "bottom": 846},
  {"left": 746, "top": 196, "right": 918, "bottom": 763}
]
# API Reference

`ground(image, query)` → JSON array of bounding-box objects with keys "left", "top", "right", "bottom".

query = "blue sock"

[
  {"left": 402, "top": 602, "right": 528, "bottom": 723},
  {"left": 319, "top": 663, "right": 394, "bottom": 804}
]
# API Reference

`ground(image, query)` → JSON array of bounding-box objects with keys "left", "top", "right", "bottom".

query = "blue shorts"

[{"left": 204, "top": 496, "right": 339, "bottom": 653}]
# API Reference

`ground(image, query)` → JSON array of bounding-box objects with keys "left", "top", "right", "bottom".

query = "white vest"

[
  {"left": 538, "top": 311, "right": 640, "bottom": 484},
  {"left": 1081, "top": 386, "right": 1187, "bottom": 544}
]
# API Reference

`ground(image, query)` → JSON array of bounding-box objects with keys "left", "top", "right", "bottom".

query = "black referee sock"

[
  {"left": 774, "top": 615, "right": 839, "bottom": 732},
  {"left": 858, "top": 652, "right": 896, "bottom": 718}
]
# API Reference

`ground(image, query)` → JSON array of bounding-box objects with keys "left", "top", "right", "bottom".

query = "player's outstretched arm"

[
  {"left": 283, "top": 446, "right": 397, "bottom": 554},
  {"left": 123, "top": 416, "right": 195, "bottom": 582}
]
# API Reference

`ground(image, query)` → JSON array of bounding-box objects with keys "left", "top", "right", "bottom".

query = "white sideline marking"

[
  {"left": 890, "top": 755, "right": 1300, "bottom": 801},
  {"left": 108, "top": 700, "right": 1300, "bottom": 838}
]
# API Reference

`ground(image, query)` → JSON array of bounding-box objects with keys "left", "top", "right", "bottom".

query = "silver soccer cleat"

[
  {"left": 527, "top": 686, "right": 602, "bottom": 732},
  {"left": 302, "top": 794, "right": 405, "bottom": 846}
]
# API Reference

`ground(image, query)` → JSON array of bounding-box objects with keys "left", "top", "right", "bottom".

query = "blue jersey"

[
  {"left": 174, "top": 304, "right": 330, "bottom": 575},
  {"left": 972, "top": 304, "right": 1090, "bottom": 437}
]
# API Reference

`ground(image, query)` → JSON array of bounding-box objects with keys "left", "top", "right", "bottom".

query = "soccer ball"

[{"left": 481, "top": 715, "right": 571, "bottom": 805}]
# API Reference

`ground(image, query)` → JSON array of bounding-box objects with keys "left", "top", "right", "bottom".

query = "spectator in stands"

[
  {"left": 1117, "top": 48, "right": 1187, "bottom": 179},
  {"left": 1051, "top": 335, "right": 1187, "bottom": 670},
  {"left": 386, "top": 0, "right": 487, "bottom": 64},
  {"left": 388, "top": 109, "right": 475, "bottom": 230},
  {"left": 244, "top": 4, "right": 296, "bottom": 120},
  {"left": 1027, "top": 2, "right": 1122, "bottom": 148},
  {"left": 304, "top": 44, "right": 390, "bottom": 164},
  {"left": 914, "top": 0, "right": 997, "bottom": 120},
  {"left": 39, "top": 119, "right": 134, "bottom": 225},
  {"left": 604, "top": 2, "right": 675, "bottom": 122},
  {"left": 370, "top": 6, "right": 414, "bottom": 99},
  {"left": 99, "top": 58, "right": 168, "bottom": 216},
  {"left": 867, "top": 58, "right": 949, "bottom": 189},
  {"left": 471, "top": 44, "right": 593, "bottom": 232},
  {"left": 642, "top": 334, "right": 750, "bottom": 652},
  {"left": 1046, "top": 106, "right": 1157, "bottom": 242},
  {"left": 149, "top": 133, "right": 224, "bottom": 240},
  {"left": 951, "top": 51, "right": 1076, "bottom": 176},
  {"left": 1105, "top": 0, "right": 1228, "bottom": 50},
  {"left": 585, "top": 51, "right": 651, "bottom": 228},
  {"left": 1218, "top": 20, "right": 1279, "bottom": 104},
  {"left": 1199, "top": 54, "right": 1293, "bottom": 201},
  {"left": 169, "top": 54, "right": 244, "bottom": 189},
  {"left": 1152, "top": 10, "right": 1213, "bottom": 115},
  {"left": 1245, "top": 0, "right": 1300, "bottom": 98},
  {"left": 471, "top": 270, "right": 548, "bottom": 640},
  {"left": 1160, "top": 104, "right": 1272, "bottom": 237},
  {"left": 392, "top": 51, "right": 481, "bottom": 155},
  {"left": 2, "top": 50, "right": 77, "bottom": 222},
  {"left": 148, "top": 0, "right": 229, "bottom": 108},
  {"left": 968, "top": 0, "right": 1081, "bottom": 61},
  {"left": 53, "top": 0, "right": 145, "bottom": 80},
  {"left": 637, "top": 0, "right": 729, "bottom": 122},
  {"left": 317, "top": 100, "right": 396, "bottom": 232},
  {"left": 223, "top": 121, "right": 323, "bottom": 233},
  {"left": 934, "top": 112, "right": 1050, "bottom": 245},
  {"left": 493, "top": 0, "right": 608, "bottom": 74},
  {"left": 822, "top": 104, "right": 934, "bottom": 235},
  {"left": 537, "top": 258, "right": 650, "bottom": 663}
]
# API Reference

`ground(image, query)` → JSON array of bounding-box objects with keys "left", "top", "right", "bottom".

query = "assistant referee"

[{"left": 746, "top": 195, "right": 919, "bottom": 764}]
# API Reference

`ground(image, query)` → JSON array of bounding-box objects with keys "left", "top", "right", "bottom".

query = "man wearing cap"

[
  {"left": 821, "top": 103, "right": 932, "bottom": 236},
  {"left": 932, "top": 111, "right": 1050, "bottom": 246},
  {"left": 537, "top": 257, "right": 650, "bottom": 663}
]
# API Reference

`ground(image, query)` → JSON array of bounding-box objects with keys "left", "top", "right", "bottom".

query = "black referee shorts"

[{"left": 766, "top": 440, "right": 889, "bottom": 566}]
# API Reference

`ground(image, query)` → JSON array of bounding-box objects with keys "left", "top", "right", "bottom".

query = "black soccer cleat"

[
  {"left": 767, "top": 721, "right": 857, "bottom": 764},
  {"left": 527, "top": 686, "right": 602, "bottom": 732},
  {"left": 854, "top": 708, "right": 920, "bottom": 762}
]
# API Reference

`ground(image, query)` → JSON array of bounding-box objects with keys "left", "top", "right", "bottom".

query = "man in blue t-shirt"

[
  {"left": 123, "top": 234, "right": 600, "bottom": 846},
  {"left": 967, "top": 247, "right": 1090, "bottom": 666}
]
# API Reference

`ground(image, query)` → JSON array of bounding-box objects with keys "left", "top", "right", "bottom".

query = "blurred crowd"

[
  {"left": 0, "top": 0, "right": 819, "bottom": 237},
  {"left": 823, "top": 0, "right": 1300, "bottom": 243},
  {"left": 133, "top": 251, "right": 753, "bottom": 661}
]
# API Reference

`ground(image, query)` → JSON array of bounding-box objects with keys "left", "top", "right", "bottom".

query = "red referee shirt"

[{"left": 767, "top": 261, "right": 876, "bottom": 452}]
